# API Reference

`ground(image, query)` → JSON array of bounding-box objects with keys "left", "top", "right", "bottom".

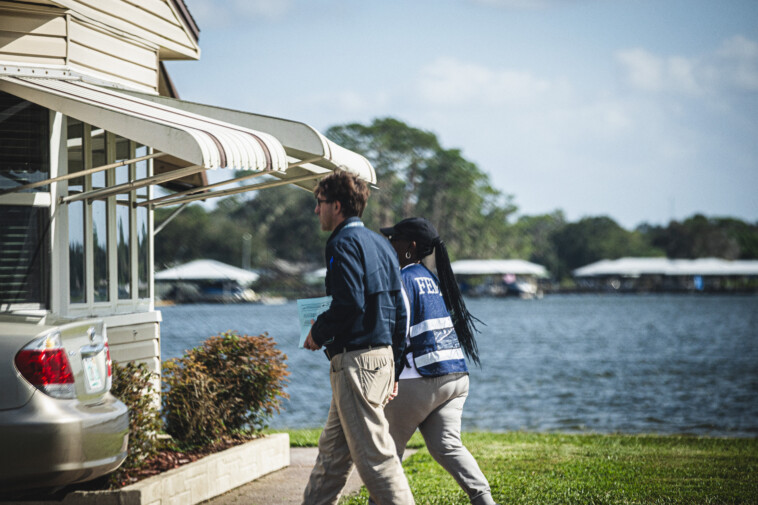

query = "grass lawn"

[{"left": 272, "top": 430, "right": 758, "bottom": 505}]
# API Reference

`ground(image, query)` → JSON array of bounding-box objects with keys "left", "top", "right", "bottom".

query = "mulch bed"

[
  {"left": 0, "top": 435, "right": 261, "bottom": 500},
  {"left": 111, "top": 434, "right": 258, "bottom": 487}
]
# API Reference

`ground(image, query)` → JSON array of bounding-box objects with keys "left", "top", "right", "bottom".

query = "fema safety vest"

[{"left": 402, "top": 263, "right": 468, "bottom": 377}]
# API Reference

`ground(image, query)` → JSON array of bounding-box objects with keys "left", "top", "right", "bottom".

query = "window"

[
  {"left": 136, "top": 145, "right": 150, "bottom": 299},
  {"left": 0, "top": 206, "right": 49, "bottom": 307},
  {"left": 1, "top": 94, "right": 153, "bottom": 314},
  {"left": 0, "top": 92, "right": 50, "bottom": 309},
  {"left": 64, "top": 120, "right": 152, "bottom": 312},
  {"left": 91, "top": 128, "right": 109, "bottom": 302},
  {"left": 67, "top": 118, "right": 85, "bottom": 303},
  {"left": 115, "top": 136, "right": 131, "bottom": 300},
  {"left": 0, "top": 92, "right": 50, "bottom": 192}
]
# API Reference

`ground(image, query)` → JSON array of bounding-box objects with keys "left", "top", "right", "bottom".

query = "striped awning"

[
  {"left": 0, "top": 73, "right": 376, "bottom": 205},
  {"left": 118, "top": 90, "right": 377, "bottom": 190},
  {"left": 0, "top": 76, "right": 287, "bottom": 173}
]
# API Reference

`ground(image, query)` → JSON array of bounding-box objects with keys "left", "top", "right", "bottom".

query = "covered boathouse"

[
  {"left": 573, "top": 257, "right": 758, "bottom": 293},
  {"left": 451, "top": 259, "right": 549, "bottom": 299}
]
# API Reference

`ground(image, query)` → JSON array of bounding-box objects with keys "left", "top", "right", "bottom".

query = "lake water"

[{"left": 159, "top": 294, "right": 758, "bottom": 437}]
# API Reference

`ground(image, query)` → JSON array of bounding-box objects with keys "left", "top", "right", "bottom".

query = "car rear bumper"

[{"left": 0, "top": 391, "right": 129, "bottom": 491}]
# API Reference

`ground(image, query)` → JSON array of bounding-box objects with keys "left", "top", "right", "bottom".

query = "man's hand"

[
  {"left": 388, "top": 381, "right": 399, "bottom": 401},
  {"left": 303, "top": 330, "right": 322, "bottom": 351}
]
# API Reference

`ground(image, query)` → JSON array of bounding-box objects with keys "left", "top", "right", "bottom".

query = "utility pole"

[{"left": 242, "top": 233, "right": 252, "bottom": 270}]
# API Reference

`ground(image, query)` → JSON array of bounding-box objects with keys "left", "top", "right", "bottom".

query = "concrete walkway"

[
  {"left": 202, "top": 447, "right": 417, "bottom": 505},
  {"left": 201, "top": 447, "right": 362, "bottom": 505}
]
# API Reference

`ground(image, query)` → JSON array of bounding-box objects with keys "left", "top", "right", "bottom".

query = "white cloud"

[
  {"left": 615, "top": 48, "right": 701, "bottom": 94},
  {"left": 616, "top": 36, "right": 758, "bottom": 96},
  {"left": 415, "top": 57, "right": 561, "bottom": 107},
  {"left": 615, "top": 49, "right": 662, "bottom": 91},
  {"left": 713, "top": 35, "right": 758, "bottom": 91}
]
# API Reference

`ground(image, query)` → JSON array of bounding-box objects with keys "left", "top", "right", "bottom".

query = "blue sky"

[{"left": 166, "top": 0, "right": 758, "bottom": 229}]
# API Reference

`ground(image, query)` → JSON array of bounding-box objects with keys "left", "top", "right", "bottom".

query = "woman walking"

[{"left": 372, "top": 217, "right": 498, "bottom": 505}]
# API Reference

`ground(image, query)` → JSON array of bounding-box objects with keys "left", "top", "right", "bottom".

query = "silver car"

[{"left": 0, "top": 316, "right": 129, "bottom": 493}]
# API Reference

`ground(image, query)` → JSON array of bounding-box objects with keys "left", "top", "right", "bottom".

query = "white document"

[{"left": 297, "top": 296, "right": 332, "bottom": 348}]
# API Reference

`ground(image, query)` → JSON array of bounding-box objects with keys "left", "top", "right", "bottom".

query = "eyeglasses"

[{"left": 315, "top": 198, "right": 334, "bottom": 206}]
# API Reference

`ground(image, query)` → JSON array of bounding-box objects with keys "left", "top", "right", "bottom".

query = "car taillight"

[
  {"left": 105, "top": 341, "right": 112, "bottom": 377},
  {"left": 104, "top": 339, "right": 113, "bottom": 391},
  {"left": 15, "top": 331, "right": 76, "bottom": 399}
]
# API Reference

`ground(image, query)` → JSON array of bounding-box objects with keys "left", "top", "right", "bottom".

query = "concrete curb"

[{"left": 2, "top": 433, "right": 290, "bottom": 505}]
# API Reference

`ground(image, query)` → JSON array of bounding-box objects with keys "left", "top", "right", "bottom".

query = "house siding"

[
  {"left": 107, "top": 320, "right": 160, "bottom": 365},
  {"left": 103, "top": 312, "right": 161, "bottom": 378},
  {"left": 68, "top": 18, "right": 158, "bottom": 91},
  {"left": 1, "top": 0, "right": 198, "bottom": 91},
  {"left": 53, "top": 0, "right": 199, "bottom": 60},
  {"left": 0, "top": 6, "right": 67, "bottom": 66}
]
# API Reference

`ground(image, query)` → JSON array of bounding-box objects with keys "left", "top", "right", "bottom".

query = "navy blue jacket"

[{"left": 311, "top": 217, "right": 408, "bottom": 377}]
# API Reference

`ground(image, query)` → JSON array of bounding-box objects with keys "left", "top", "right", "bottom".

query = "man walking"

[{"left": 302, "top": 171, "right": 415, "bottom": 505}]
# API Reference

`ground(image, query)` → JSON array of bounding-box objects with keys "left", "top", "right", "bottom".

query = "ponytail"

[{"left": 431, "top": 237, "right": 482, "bottom": 366}]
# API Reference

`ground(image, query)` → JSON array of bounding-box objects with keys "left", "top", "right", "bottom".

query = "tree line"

[{"left": 155, "top": 118, "right": 758, "bottom": 283}]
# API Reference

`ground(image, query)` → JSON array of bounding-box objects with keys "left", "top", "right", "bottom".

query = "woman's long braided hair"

[{"left": 418, "top": 237, "right": 482, "bottom": 366}]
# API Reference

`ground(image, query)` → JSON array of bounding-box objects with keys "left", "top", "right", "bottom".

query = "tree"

[
  {"left": 154, "top": 201, "right": 258, "bottom": 270},
  {"left": 227, "top": 186, "right": 325, "bottom": 265},
  {"left": 551, "top": 216, "right": 662, "bottom": 278},
  {"left": 512, "top": 211, "right": 567, "bottom": 278},
  {"left": 715, "top": 218, "right": 758, "bottom": 259},
  {"left": 326, "top": 118, "right": 518, "bottom": 260},
  {"left": 646, "top": 214, "right": 742, "bottom": 260},
  {"left": 155, "top": 205, "right": 213, "bottom": 268},
  {"left": 327, "top": 118, "right": 441, "bottom": 229}
]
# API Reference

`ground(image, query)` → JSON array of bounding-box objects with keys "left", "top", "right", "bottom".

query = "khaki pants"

[
  {"left": 372, "top": 373, "right": 496, "bottom": 505},
  {"left": 302, "top": 346, "right": 415, "bottom": 505}
]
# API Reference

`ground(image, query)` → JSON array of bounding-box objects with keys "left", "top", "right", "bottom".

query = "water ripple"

[{"left": 159, "top": 294, "right": 758, "bottom": 436}]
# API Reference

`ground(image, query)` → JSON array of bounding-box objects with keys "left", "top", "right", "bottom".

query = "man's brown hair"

[{"left": 315, "top": 170, "right": 370, "bottom": 218}]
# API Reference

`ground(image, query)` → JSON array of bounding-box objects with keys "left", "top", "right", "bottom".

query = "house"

[{"left": 0, "top": 0, "right": 376, "bottom": 379}]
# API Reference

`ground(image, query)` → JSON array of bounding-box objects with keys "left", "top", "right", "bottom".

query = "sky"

[{"left": 166, "top": 0, "right": 758, "bottom": 230}]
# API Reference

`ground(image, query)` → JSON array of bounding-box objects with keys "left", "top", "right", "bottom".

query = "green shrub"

[
  {"left": 109, "top": 361, "right": 161, "bottom": 487},
  {"left": 162, "top": 331, "right": 289, "bottom": 446}
]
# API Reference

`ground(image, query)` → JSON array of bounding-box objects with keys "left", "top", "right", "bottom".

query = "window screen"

[
  {"left": 0, "top": 206, "right": 49, "bottom": 306},
  {"left": 0, "top": 92, "right": 50, "bottom": 191}
]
